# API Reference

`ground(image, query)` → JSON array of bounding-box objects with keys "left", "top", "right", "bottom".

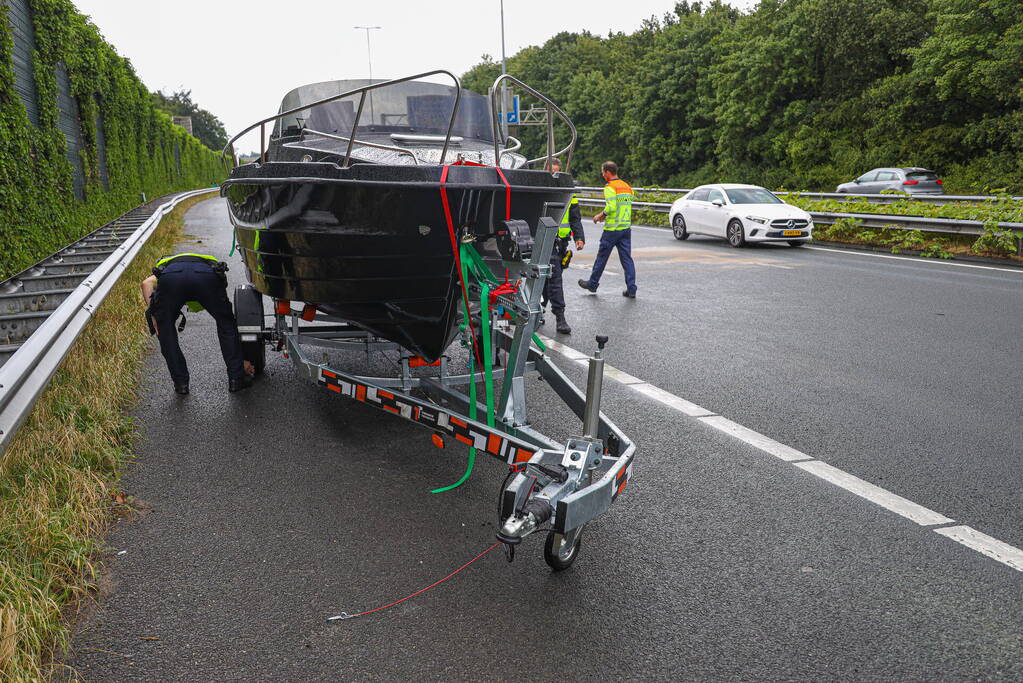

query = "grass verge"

[{"left": 0, "top": 192, "right": 214, "bottom": 680}]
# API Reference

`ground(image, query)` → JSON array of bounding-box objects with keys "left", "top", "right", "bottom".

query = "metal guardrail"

[
  {"left": 574, "top": 197, "right": 1023, "bottom": 254},
  {"left": 0, "top": 188, "right": 217, "bottom": 455},
  {"left": 575, "top": 186, "right": 1023, "bottom": 205}
]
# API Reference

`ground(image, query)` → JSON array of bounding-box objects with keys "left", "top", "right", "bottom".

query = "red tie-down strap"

[{"left": 438, "top": 160, "right": 513, "bottom": 365}]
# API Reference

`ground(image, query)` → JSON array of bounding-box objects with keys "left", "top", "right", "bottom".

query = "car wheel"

[
  {"left": 788, "top": 240, "right": 805, "bottom": 247},
  {"left": 672, "top": 214, "right": 689, "bottom": 241},
  {"left": 726, "top": 219, "right": 746, "bottom": 248}
]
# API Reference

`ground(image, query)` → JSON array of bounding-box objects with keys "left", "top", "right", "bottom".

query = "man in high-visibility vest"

[
  {"left": 140, "top": 252, "right": 252, "bottom": 394},
  {"left": 578, "top": 160, "right": 637, "bottom": 298},
  {"left": 542, "top": 158, "right": 585, "bottom": 334}
]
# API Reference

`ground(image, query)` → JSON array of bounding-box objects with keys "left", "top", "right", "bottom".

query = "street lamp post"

[{"left": 354, "top": 25, "right": 381, "bottom": 124}]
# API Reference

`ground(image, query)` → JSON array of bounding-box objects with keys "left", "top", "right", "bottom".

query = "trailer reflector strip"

[{"left": 316, "top": 368, "right": 539, "bottom": 466}]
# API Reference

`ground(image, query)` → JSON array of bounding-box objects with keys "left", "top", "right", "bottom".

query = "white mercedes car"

[{"left": 669, "top": 184, "right": 813, "bottom": 247}]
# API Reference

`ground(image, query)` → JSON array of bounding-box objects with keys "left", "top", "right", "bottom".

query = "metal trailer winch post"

[{"left": 233, "top": 215, "right": 636, "bottom": 571}]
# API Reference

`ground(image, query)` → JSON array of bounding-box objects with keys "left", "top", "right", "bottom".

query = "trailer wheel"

[
  {"left": 544, "top": 527, "right": 582, "bottom": 571},
  {"left": 234, "top": 284, "right": 266, "bottom": 375}
]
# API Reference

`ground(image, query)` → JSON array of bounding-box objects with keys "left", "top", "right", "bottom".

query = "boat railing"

[
  {"left": 489, "top": 74, "right": 578, "bottom": 172},
  {"left": 222, "top": 69, "right": 462, "bottom": 168}
]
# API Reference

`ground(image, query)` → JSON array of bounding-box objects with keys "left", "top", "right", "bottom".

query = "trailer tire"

[
  {"left": 234, "top": 284, "right": 266, "bottom": 376},
  {"left": 544, "top": 528, "right": 582, "bottom": 571}
]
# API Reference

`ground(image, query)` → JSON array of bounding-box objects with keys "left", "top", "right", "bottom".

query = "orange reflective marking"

[
  {"left": 487, "top": 433, "right": 502, "bottom": 455},
  {"left": 378, "top": 390, "right": 394, "bottom": 400},
  {"left": 455, "top": 434, "right": 473, "bottom": 446},
  {"left": 322, "top": 370, "right": 337, "bottom": 379},
  {"left": 450, "top": 416, "right": 467, "bottom": 428},
  {"left": 327, "top": 384, "right": 340, "bottom": 393},
  {"left": 383, "top": 405, "right": 399, "bottom": 414},
  {"left": 514, "top": 448, "right": 532, "bottom": 463},
  {"left": 356, "top": 385, "right": 366, "bottom": 402}
]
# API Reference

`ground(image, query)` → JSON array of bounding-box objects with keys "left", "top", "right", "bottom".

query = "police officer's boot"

[
  {"left": 229, "top": 375, "right": 253, "bottom": 393},
  {"left": 555, "top": 312, "right": 571, "bottom": 335}
]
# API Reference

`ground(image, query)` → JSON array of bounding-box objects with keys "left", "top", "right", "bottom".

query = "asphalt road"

[{"left": 69, "top": 203, "right": 1023, "bottom": 681}]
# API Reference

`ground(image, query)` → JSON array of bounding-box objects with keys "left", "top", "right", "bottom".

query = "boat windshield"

[{"left": 274, "top": 79, "right": 494, "bottom": 143}]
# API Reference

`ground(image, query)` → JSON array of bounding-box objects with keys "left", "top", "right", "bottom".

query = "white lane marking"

[
  {"left": 539, "top": 335, "right": 1023, "bottom": 572},
  {"left": 631, "top": 383, "right": 714, "bottom": 417},
  {"left": 541, "top": 338, "right": 588, "bottom": 361},
  {"left": 803, "top": 246, "right": 1023, "bottom": 274},
  {"left": 699, "top": 416, "right": 812, "bottom": 462},
  {"left": 793, "top": 460, "right": 954, "bottom": 527},
  {"left": 626, "top": 223, "right": 1023, "bottom": 275},
  {"left": 934, "top": 526, "right": 1023, "bottom": 572}
]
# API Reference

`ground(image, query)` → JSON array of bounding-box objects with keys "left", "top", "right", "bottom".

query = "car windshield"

[
  {"left": 906, "top": 171, "right": 939, "bottom": 180},
  {"left": 725, "top": 188, "right": 782, "bottom": 204}
]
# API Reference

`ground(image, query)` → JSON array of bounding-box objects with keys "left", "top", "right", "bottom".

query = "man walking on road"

[
  {"left": 542, "top": 158, "right": 585, "bottom": 334},
  {"left": 141, "top": 252, "right": 253, "bottom": 395},
  {"left": 578, "top": 160, "right": 637, "bottom": 298}
]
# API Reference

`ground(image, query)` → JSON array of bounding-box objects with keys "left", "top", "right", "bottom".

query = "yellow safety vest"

[
  {"left": 603, "top": 179, "right": 633, "bottom": 231},
  {"left": 558, "top": 196, "right": 579, "bottom": 238},
  {"left": 154, "top": 253, "right": 222, "bottom": 312}
]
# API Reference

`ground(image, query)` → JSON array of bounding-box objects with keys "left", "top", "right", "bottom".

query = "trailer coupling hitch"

[{"left": 496, "top": 499, "right": 553, "bottom": 561}]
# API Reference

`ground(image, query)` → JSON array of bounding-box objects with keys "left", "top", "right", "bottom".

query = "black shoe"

[
  {"left": 555, "top": 314, "right": 571, "bottom": 335},
  {"left": 578, "top": 279, "right": 597, "bottom": 292},
  {"left": 229, "top": 375, "right": 253, "bottom": 393},
  {"left": 174, "top": 383, "right": 189, "bottom": 395},
  {"left": 622, "top": 290, "right": 637, "bottom": 298}
]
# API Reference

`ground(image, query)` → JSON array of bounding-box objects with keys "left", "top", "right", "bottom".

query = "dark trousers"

[
  {"left": 542, "top": 238, "right": 568, "bottom": 315},
  {"left": 584, "top": 228, "right": 637, "bottom": 294},
  {"left": 151, "top": 262, "right": 245, "bottom": 384}
]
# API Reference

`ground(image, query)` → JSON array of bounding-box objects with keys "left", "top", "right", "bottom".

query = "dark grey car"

[{"left": 836, "top": 167, "right": 944, "bottom": 195}]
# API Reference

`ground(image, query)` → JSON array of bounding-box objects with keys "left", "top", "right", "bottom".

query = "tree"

[{"left": 151, "top": 90, "right": 229, "bottom": 152}]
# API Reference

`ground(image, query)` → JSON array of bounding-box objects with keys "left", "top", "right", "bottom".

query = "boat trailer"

[{"left": 232, "top": 215, "right": 635, "bottom": 570}]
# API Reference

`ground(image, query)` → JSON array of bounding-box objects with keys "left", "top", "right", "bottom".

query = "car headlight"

[{"left": 745, "top": 215, "right": 767, "bottom": 224}]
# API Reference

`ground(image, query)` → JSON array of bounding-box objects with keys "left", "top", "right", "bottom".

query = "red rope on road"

[{"left": 326, "top": 542, "right": 502, "bottom": 622}]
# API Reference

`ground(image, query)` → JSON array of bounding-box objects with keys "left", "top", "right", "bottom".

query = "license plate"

[{"left": 782, "top": 230, "right": 802, "bottom": 237}]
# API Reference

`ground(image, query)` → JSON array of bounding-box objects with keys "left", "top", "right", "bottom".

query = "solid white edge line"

[
  {"left": 793, "top": 460, "right": 954, "bottom": 527},
  {"left": 933, "top": 525, "right": 1023, "bottom": 572},
  {"left": 804, "top": 246, "right": 1023, "bottom": 274},
  {"left": 699, "top": 416, "right": 811, "bottom": 462}
]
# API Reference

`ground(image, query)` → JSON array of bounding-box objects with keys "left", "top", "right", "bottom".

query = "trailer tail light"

[
  {"left": 902, "top": 180, "right": 919, "bottom": 185},
  {"left": 431, "top": 433, "right": 445, "bottom": 449},
  {"left": 275, "top": 300, "right": 291, "bottom": 315},
  {"left": 936, "top": 179, "right": 943, "bottom": 184},
  {"left": 301, "top": 304, "right": 318, "bottom": 321}
]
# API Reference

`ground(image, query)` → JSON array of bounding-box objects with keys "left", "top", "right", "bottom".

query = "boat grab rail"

[
  {"left": 222, "top": 69, "right": 462, "bottom": 168},
  {"left": 290, "top": 127, "right": 419, "bottom": 165},
  {"left": 489, "top": 74, "right": 578, "bottom": 172}
]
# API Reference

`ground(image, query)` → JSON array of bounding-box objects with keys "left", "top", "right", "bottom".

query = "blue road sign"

[{"left": 506, "top": 95, "right": 520, "bottom": 124}]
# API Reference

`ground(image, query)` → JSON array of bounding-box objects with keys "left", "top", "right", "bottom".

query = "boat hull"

[{"left": 221, "top": 162, "right": 573, "bottom": 361}]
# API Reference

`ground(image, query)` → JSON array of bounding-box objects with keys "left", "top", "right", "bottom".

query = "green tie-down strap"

[{"left": 435, "top": 242, "right": 546, "bottom": 494}]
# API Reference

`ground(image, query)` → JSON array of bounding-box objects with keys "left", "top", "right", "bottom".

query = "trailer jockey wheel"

[
  {"left": 544, "top": 526, "right": 583, "bottom": 571},
  {"left": 234, "top": 284, "right": 266, "bottom": 375}
]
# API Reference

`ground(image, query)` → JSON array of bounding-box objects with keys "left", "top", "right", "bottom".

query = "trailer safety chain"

[{"left": 325, "top": 542, "right": 501, "bottom": 622}]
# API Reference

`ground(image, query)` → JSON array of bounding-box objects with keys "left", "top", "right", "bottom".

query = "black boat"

[{"left": 221, "top": 72, "right": 576, "bottom": 361}]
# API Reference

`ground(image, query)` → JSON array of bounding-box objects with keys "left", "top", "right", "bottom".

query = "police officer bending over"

[
  {"left": 141, "top": 252, "right": 252, "bottom": 394},
  {"left": 542, "top": 158, "right": 585, "bottom": 335}
]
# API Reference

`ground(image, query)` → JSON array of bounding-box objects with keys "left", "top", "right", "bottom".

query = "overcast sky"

[{"left": 72, "top": 0, "right": 757, "bottom": 154}]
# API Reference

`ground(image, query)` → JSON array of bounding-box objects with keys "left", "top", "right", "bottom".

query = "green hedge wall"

[{"left": 0, "top": 0, "right": 227, "bottom": 281}]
